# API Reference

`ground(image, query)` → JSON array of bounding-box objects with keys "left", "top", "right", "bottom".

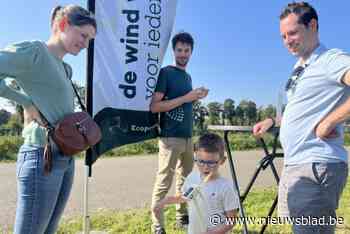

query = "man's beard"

[{"left": 176, "top": 58, "right": 188, "bottom": 67}]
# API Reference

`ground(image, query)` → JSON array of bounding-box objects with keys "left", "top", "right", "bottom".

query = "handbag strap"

[
  {"left": 63, "top": 62, "right": 86, "bottom": 112},
  {"left": 35, "top": 62, "right": 86, "bottom": 127},
  {"left": 31, "top": 62, "right": 89, "bottom": 174},
  {"left": 69, "top": 78, "right": 86, "bottom": 112}
]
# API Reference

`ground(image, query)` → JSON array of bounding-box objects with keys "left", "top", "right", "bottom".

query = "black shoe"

[
  {"left": 154, "top": 226, "right": 166, "bottom": 234},
  {"left": 175, "top": 215, "right": 189, "bottom": 229}
]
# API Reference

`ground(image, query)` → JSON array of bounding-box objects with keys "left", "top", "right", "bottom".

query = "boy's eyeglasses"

[
  {"left": 285, "top": 65, "right": 307, "bottom": 92},
  {"left": 194, "top": 158, "right": 219, "bottom": 168}
]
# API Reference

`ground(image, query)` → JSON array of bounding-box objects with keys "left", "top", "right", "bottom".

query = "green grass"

[
  {"left": 103, "top": 139, "right": 159, "bottom": 157},
  {"left": 57, "top": 181, "right": 350, "bottom": 234},
  {"left": 336, "top": 178, "right": 350, "bottom": 234},
  {"left": 0, "top": 132, "right": 284, "bottom": 162},
  {"left": 2, "top": 132, "right": 350, "bottom": 162},
  {"left": 0, "top": 135, "right": 23, "bottom": 162}
]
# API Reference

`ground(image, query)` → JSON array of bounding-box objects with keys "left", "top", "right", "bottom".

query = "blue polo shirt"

[{"left": 280, "top": 44, "right": 350, "bottom": 165}]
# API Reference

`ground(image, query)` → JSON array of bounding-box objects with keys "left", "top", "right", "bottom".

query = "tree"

[
  {"left": 263, "top": 105, "right": 276, "bottom": 119},
  {"left": 235, "top": 105, "right": 244, "bottom": 125},
  {"left": 73, "top": 81, "right": 86, "bottom": 110},
  {"left": 3, "top": 114, "right": 23, "bottom": 135},
  {"left": 207, "top": 102, "right": 222, "bottom": 125},
  {"left": 0, "top": 109, "right": 11, "bottom": 125},
  {"left": 236, "top": 100, "right": 257, "bottom": 125},
  {"left": 256, "top": 105, "right": 276, "bottom": 121},
  {"left": 7, "top": 80, "right": 24, "bottom": 124},
  {"left": 193, "top": 101, "right": 208, "bottom": 135},
  {"left": 257, "top": 107, "right": 264, "bottom": 122},
  {"left": 246, "top": 101, "right": 257, "bottom": 125},
  {"left": 237, "top": 100, "right": 249, "bottom": 125},
  {"left": 223, "top": 98, "right": 235, "bottom": 125}
]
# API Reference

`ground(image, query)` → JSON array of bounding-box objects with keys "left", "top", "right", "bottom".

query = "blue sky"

[{"left": 1, "top": 0, "right": 350, "bottom": 111}]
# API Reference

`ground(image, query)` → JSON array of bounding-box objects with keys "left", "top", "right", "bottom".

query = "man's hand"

[
  {"left": 184, "top": 87, "right": 209, "bottom": 102},
  {"left": 198, "top": 87, "right": 209, "bottom": 99},
  {"left": 315, "top": 119, "right": 338, "bottom": 139},
  {"left": 253, "top": 118, "right": 274, "bottom": 138},
  {"left": 23, "top": 105, "right": 44, "bottom": 126}
]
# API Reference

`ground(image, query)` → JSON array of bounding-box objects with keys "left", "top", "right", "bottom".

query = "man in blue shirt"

[{"left": 253, "top": 2, "right": 349, "bottom": 233}]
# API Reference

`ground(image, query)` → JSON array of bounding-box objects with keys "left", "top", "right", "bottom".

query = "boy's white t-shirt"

[{"left": 182, "top": 170, "right": 240, "bottom": 234}]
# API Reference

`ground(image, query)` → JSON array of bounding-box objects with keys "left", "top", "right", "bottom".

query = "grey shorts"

[{"left": 278, "top": 162, "right": 348, "bottom": 234}]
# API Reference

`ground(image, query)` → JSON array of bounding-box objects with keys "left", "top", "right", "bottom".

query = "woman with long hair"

[{"left": 0, "top": 5, "right": 96, "bottom": 234}]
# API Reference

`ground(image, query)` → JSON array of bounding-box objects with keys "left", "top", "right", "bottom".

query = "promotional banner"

[{"left": 91, "top": 0, "right": 178, "bottom": 162}]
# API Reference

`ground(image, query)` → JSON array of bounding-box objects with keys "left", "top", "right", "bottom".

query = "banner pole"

[
  {"left": 83, "top": 165, "right": 90, "bottom": 234},
  {"left": 84, "top": 1, "right": 95, "bottom": 233}
]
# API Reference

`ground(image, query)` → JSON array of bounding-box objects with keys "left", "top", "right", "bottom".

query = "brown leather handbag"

[
  {"left": 41, "top": 75, "right": 101, "bottom": 174},
  {"left": 51, "top": 111, "right": 101, "bottom": 155}
]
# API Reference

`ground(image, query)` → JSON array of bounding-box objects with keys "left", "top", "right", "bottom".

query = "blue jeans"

[{"left": 14, "top": 144, "right": 75, "bottom": 234}]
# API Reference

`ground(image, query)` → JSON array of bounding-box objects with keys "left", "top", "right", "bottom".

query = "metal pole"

[
  {"left": 83, "top": 165, "right": 90, "bottom": 234},
  {"left": 84, "top": 1, "right": 95, "bottom": 233}
]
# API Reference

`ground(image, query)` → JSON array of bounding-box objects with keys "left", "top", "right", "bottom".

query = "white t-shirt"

[{"left": 182, "top": 170, "right": 239, "bottom": 234}]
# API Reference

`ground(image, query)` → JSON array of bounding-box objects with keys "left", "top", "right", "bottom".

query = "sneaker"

[
  {"left": 154, "top": 226, "right": 166, "bottom": 234},
  {"left": 175, "top": 215, "right": 189, "bottom": 229}
]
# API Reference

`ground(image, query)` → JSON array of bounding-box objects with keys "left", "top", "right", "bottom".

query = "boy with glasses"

[
  {"left": 150, "top": 31, "right": 208, "bottom": 234},
  {"left": 153, "top": 133, "right": 239, "bottom": 234}
]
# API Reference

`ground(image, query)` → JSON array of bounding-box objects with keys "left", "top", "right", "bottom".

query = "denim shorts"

[{"left": 278, "top": 162, "right": 348, "bottom": 234}]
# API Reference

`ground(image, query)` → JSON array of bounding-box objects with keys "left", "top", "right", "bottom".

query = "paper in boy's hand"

[{"left": 183, "top": 187, "right": 195, "bottom": 200}]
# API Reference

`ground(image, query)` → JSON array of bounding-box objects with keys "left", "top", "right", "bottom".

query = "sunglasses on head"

[
  {"left": 285, "top": 65, "right": 307, "bottom": 92},
  {"left": 194, "top": 157, "right": 219, "bottom": 168}
]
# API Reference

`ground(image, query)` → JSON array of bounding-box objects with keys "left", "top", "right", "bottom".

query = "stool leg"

[
  {"left": 260, "top": 195, "right": 278, "bottom": 234},
  {"left": 224, "top": 131, "right": 249, "bottom": 234}
]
